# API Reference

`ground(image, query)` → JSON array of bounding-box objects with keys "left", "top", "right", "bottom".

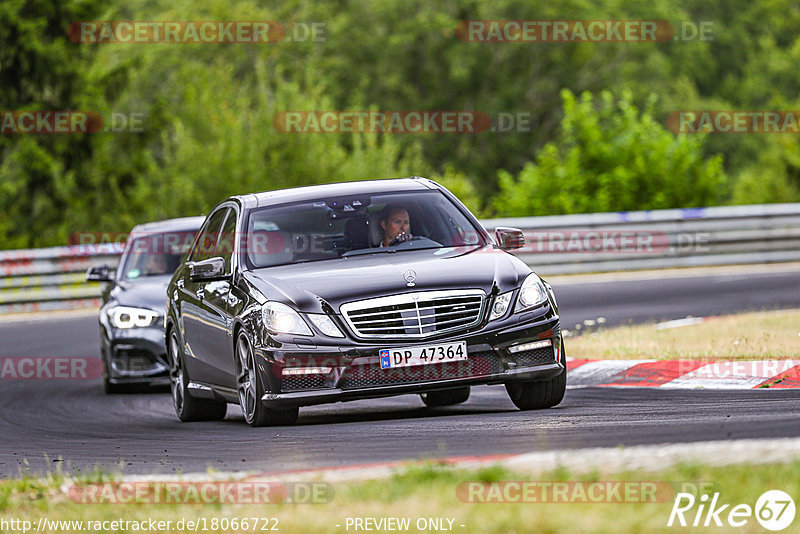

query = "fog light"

[
  {"left": 507, "top": 339, "right": 552, "bottom": 354},
  {"left": 282, "top": 367, "right": 333, "bottom": 376}
]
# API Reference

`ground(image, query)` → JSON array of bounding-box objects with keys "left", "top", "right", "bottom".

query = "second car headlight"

[
  {"left": 108, "top": 306, "right": 160, "bottom": 329},
  {"left": 516, "top": 274, "right": 549, "bottom": 311},
  {"left": 262, "top": 302, "right": 312, "bottom": 336}
]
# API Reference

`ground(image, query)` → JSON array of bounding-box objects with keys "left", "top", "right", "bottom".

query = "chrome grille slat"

[
  {"left": 350, "top": 307, "right": 477, "bottom": 324},
  {"left": 348, "top": 306, "right": 416, "bottom": 318},
  {"left": 347, "top": 299, "right": 481, "bottom": 319},
  {"left": 357, "top": 314, "right": 477, "bottom": 332},
  {"left": 340, "top": 289, "right": 485, "bottom": 339}
]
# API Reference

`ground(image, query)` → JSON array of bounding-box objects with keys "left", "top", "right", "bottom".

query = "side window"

[
  {"left": 216, "top": 208, "right": 238, "bottom": 273},
  {"left": 190, "top": 209, "right": 228, "bottom": 263}
]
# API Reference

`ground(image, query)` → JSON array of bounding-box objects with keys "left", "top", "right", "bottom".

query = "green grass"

[
  {"left": 3, "top": 460, "right": 800, "bottom": 533},
  {"left": 567, "top": 308, "right": 800, "bottom": 360}
]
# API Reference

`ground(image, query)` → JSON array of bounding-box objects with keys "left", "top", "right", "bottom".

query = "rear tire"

[
  {"left": 235, "top": 331, "right": 299, "bottom": 427},
  {"left": 168, "top": 329, "right": 227, "bottom": 422},
  {"left": 505, "top": 365, "right": 566, "bottom": 410},
  {"left": 420, "top": 386, "right": 470, "bottom": 407}
]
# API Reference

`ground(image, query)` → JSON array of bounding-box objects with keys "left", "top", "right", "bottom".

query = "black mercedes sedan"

[
  {"left": 166, "top": 177, "right": 565, "bottom": 426},
  {"left": 87, "top": 216, "right": 204, "bottom": 393}
]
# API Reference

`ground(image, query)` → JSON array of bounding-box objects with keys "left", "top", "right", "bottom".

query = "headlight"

[
  {"left": 307, "top": 314, "right": 345, "bottom": 338},
  {"left": 108, "top": 306, "right": 160, "bottom": 329},
  {"left": 489, "top": 292, "right": 513, "bottom": 321},
  {"left": 516, "top": 274, "right": 549, "bottom": 311},
  {"left": 262, "top": 302, "right": 312, "bottom": 336}
]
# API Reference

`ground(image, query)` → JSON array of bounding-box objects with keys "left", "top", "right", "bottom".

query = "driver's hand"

[{"left": 388, "top": 232, "right": 413, "bottom": 246}]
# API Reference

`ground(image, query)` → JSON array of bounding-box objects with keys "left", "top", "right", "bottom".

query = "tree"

[{"left": 491, "top": 90, "right": 726, "bottom": 216}]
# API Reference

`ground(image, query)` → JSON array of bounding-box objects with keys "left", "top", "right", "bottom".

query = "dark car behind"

[{"left": 87, "top": 216, "right": 205, "bottom": 393}]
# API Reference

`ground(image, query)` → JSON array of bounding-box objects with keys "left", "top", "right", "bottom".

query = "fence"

[{"left": 1, "top": 203, "right": 798, "bottom": 313}]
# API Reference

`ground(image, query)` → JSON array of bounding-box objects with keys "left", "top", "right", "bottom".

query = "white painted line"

[
  {"left": 92, "top": 437, "right": 800, "bottom": 486},
  {"left": 503, "top": 437, "right": 800, "bottom": 475},
  {"left": 655, "top": 317, "right": 704, "bottom": 330}
]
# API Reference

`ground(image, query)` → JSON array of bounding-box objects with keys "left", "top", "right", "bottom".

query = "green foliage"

[
  {"left": 428, "top": 167, "right": 484, "bottom": 216},
  {"left": 2, "top": 0, "right": 800, "bottom": 248},
  {"left": 492, "top": 90, "right": 727, "bottom": 216}
]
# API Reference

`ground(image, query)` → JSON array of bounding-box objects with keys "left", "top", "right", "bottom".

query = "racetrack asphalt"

[{"left": 1, "top": 267, "right": 799, "bottom": 477}]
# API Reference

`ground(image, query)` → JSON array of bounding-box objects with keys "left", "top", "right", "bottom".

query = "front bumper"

[
  {"left": 105, "top": 326, "right": 169, "bottom": 384},
  {"left": 262, "top": 363, "right": 562, "bottom": 408},
  {"left": 256, "top": 311, "right": 563, "bottom": 408}
]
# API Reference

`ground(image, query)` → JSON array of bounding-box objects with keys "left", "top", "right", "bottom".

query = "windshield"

[
  {"left": 119, "top": 230, "right": 196, "bottom": 280},
  {"left": 244, "top": 190, "right": 484, "bottom": 269}
]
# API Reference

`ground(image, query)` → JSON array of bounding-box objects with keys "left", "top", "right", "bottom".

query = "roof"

[
  {"left": 234, "top": 177, "right": 437, "bottom": 209},
  {"left": 131, "top": 216, "right": 206, "bottom": 234}
]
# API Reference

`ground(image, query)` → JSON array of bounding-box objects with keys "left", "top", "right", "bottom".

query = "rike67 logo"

[{"left": 668, "top": 490, "right": 795, "bottom": 531}]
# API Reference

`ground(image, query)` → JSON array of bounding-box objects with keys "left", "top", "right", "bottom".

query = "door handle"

[{"left": 196, "top": 287, "right": 205, "bottom": 300}]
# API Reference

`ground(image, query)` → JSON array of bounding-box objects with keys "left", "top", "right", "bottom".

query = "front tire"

[
  {"left": 505, "top": 363, "right": 566, "bottom": 410},
  {"left": 235, "top": 331, "right": 298, "bottom": 427},
  {"left": 168, "top": 329, "right": 227, "bottom": 422},
  {"left": 420, "top": 386, "right": 470, "bottom": 407},
  {"left": 506, "top": 338, "right": 567, "bottom": 410}
]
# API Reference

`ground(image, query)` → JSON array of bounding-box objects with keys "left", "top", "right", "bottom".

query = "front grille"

[
  {"left": 514, "top": 346, "right": 556, "bottom": 367},
  {"left": 340, "top": 290, "right": 485, "bottom": 339},
  {"left": 339, "top": 351, "right": 503, "bottom": 389}
]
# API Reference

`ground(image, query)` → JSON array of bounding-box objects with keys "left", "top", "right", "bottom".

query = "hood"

[
  {"left": 110, "top": 275, "right": 172, "bottom": 312},
  {"left": 244, "top": 246, "right": 530, "bottom": 313}
]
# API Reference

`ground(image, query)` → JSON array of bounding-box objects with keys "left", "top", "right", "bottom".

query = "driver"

[{"left": 380, "top": 205, "right": 413, "bottom": 247}]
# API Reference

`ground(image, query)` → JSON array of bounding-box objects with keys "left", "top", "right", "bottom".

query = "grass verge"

[
  {"left": 2, "top": 460, "right": 800, "bottom": 533},
  {"left": 566, "top": 308, "right": 800, "bottom": 360}
]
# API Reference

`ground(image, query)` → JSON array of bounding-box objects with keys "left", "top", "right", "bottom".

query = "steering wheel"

[{"left": 387, "top": 233, "right": 419, "bottom": 247}]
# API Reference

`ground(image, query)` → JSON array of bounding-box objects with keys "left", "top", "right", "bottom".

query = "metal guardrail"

[
  {"left": 482, "top": 202, "right": 800, "bottom": 274},
  {"left": 0, "top": 244, "right": 123, "bottom": 313},
  {"left": 1, "top": 203, "right": 798, "bottom": 313}
]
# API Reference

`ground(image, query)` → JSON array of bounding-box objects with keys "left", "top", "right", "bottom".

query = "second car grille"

[{"left": 340, "top": 290, "right": 485, "bottom": 339}]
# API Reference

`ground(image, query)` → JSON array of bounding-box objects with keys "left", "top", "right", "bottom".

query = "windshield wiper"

[
  {"left": 340, "top": 248, "right": 395, "bottom": 258},
  {"left": 342, "top": 245, "right": 448, "bottom": 258}
]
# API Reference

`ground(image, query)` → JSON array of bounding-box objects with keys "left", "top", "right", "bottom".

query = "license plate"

[{"left": 379, "top": 341, "right": 467, "bottom": 369}]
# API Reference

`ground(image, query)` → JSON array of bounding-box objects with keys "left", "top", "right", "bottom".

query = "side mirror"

[
  {"left": 86, "top": 264, "right": 112, "bottom": 282},
  {"left": 188, "top": 257, "right": 227, "bottom": 282},
  {"left": 495, "top": 227, "right": 525, "bottom": 251}
]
